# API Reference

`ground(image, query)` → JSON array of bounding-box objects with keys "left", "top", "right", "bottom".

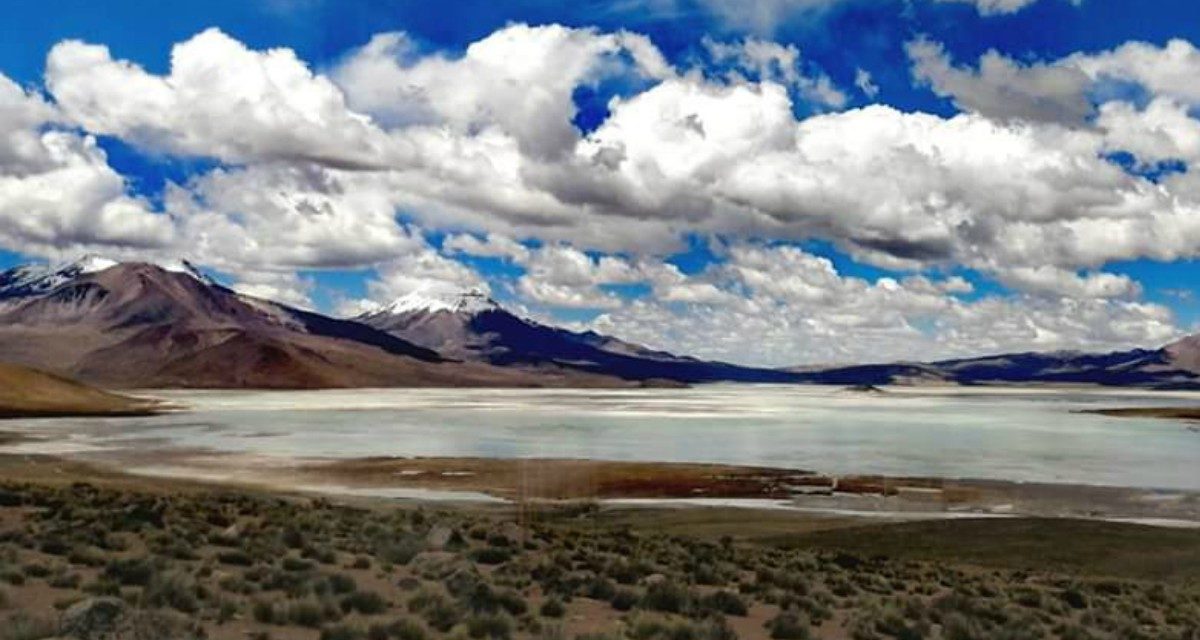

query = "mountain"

[
  {"left": 357, "top": 287, "right": 800, "bottom": 384},
  {"left": 0, "top": 258, "right": 629, "bottom": 389},
  {"left": 0, "top": 362, "right": 161, "bottom": 418},
  {"left": 787, "top": 341, "right": 1200, "bottom": 389}
]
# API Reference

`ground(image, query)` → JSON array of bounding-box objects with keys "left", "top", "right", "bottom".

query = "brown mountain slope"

[
  {"left": 0, "top": 262, "right": 633, "bottom": 389},
  {"left": 0, "top": 362, "right": 161, "bottom": 418}
]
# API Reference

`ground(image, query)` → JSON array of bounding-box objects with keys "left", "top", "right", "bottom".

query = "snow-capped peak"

[
  {"left": 0, "top": 254, "right": 118, "bottom": 299},
  {"left": 376, "top": 286, "right": 500, "bottom": 316},
  {"left": 0, "top": 254, "right": 213, "bottom": 300}
]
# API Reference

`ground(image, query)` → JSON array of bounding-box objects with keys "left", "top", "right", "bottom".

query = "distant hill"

[
  {"left": 0, "top": 258, "right": 632, "bottom": 389},
  {"left": 356, "top": 287, "right": 800, "bottom": 384},
  {"left": 785, "top": 342, "right": 1200, "bottom": 389},
  {"left": 3, "top": 255, "right": 1198, "bottom": 390},
  {"left": 0, "top": 362, "right": 161, "bottom": 418}
]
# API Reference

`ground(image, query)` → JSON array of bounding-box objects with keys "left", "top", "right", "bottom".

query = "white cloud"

[
  {"left": 13, "top": 26, "right": 1200, "bottom": 363},
  {"left": 0, "top": 74, "right": 173, "bottom": 256},
  {"left": 1096, "top": 98, "right": 1200, "bottom": 166},
  {"left": 907, "top": 38, "right": 1092, "bottom": 124},
  {"left": 333, "top": 24, "right": 671, "bottom": 158},
  {"left": 442, "top": 233, "right": 531, "bottom": 263},
  {"left": 908, "top": 37, "right": 1200, "bottom": 126},
  {"left": 932, "top": 0, "right": 1081, "bottom": 16},
  {"left": 515, "top": 245, "right": 644, "bottom": 309},
  {"left": 854, "top": 67, "right": 878, "bottom": 98},
  {"left": 356, "top": 248, "right": 489, "bottom": 309},
  {"left": 589, "top": 244, "right": 1176, "bottom": 366},
  {"left": 703, "top": 37, "right": 846, "bottom": 109},
  {"left": 46, "top": 28, "right": 397, "bottom": 168},
  {"left": 994, "top": 266, "right": 1140, "bottom": 300},
  {"left": 231, "top": 271, "right": 316, "bottom": 309}
]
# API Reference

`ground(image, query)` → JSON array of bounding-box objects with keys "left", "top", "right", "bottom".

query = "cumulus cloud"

[
  {"left": 907, "top": 38, "right": 1092, "bottom": 124},
  {"left": 46, "top": 28, "right": 398, "bottom": 168},
  {"left": 14, "top": 25, "right": 1200, "bottom": 363},
  {"left": 0, "top": 74, "right": 173, "bottom": 256},
  {"left": 341, "top": 248, "right": 490, "bottom": 315},
  {"left": 443, "top": 233, "right": 532, "bottom": 263},
  {"left": 908, "top": 37, "right": 1200, "bottom": 126},
  {"left": 231, "top": 271, "right": 316, "bottom": 309},
  {"left": 332, "top": 24, "right": 671, "bottom": 158},
  {"left": 590, "top": 244, "right": 1176, "bottom": 366}
]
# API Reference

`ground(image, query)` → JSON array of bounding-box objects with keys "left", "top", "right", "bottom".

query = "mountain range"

[{"left": 1, "top": 256, "right": 1199, "bottom": 390}]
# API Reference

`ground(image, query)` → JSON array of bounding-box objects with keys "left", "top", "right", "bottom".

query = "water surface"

[{"left": 4, "top": 385, "right": 1199, "bottom": 490}]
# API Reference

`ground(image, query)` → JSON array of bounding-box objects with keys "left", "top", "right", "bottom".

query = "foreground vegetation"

[{"left": 0, "top": 481, "right": 1195, "bottom": 639}]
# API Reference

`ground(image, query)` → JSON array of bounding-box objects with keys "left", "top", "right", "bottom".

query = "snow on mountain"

[
  {"left": 369, "top": 286, "right": 499, "bottom": 317},
  {"left": 0, "top": 255, "right": 212, "bottom": 300},
  {"left": 0, "top": 255, "right": 118, "bottom": 299}
]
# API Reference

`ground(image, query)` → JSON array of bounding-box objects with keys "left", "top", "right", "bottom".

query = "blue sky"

[{"left": 2, "top": 0, "right": 1200, "bottom": 365}]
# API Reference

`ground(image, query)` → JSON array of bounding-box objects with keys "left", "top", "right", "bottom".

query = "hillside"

[
  {"left": 357, "top": 288, "right": 800, "bottom": 384},
  {"left": 0, "top": 259, "right": 632, "bottom": 390},
  {"left": 0, "top": 362, "right": 161, "bottom": 418}
]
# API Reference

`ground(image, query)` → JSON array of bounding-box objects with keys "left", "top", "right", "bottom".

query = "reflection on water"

[{"left": 4, "top": 385, "right": 1200, "bottom": 490}]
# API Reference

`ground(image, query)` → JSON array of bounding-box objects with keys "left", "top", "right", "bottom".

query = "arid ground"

[{"left": 0, "top": 454, "right": 1196, "bottom": 640}]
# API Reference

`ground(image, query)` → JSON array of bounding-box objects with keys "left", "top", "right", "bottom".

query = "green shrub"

[
  {"left": 320, "top": 624, "right": 365, "bottom": 640},
  {"left": 466, "top": 612, "right": 514, "bottom": 639},
  {"left": 104, "top": 557, "right": 155, "bottom": 586},
  {"left": 610, "top": 589, "right": 638, "bottom": 611},
  {"left": 377, "top": 536, "right": 425, "bottom": 566},
  {"left": 767, "top": 611, "right": 812, "bottom": 640},
  {"left": 702, "top": 590, "right": 747, "bottom": 616},
  {"left": 142, "top": 570, "right": 200, "bottom": 614},
  {"left": 342, "top": 590, "right": 389, "bottom": 615},
  {"left": 540, "top": 598, "right": 565, "bottom": 618},
  {"left": 640, "top": 581, "right": 690, "bottom": 614},
  {"left": 217, "top": 550, "right": 254, "bottom": 566},
  {"left": 470, "top": 548, "right": 512, "bottom": 565},
  {"left": 328, "top": 573, "right": 357, "bottom": 595}
]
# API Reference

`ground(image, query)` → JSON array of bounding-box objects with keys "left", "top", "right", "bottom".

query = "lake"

[{"left": 4, "top": 385, "right": 1200, "bottom": 490}]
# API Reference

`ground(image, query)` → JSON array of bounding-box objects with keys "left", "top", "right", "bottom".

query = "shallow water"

[{"left": 4, "top": 385, "right": 1200, "bottom": 490}]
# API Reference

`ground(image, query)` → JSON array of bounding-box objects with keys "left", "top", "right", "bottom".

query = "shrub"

[
  {"left": 342, "top": 590, "right": 389, "bottom": 615},
  {"left": 379, "top": 617, "right": 427, "bottom": 640},
  {"left": 702, "top": 590, "right": 748, "bottom": 617},
  {"left": 409, "top": 589, "right": 462, "bottom": 632},
  {"left": 466, "top": 612, "right": 514, "bottom": 639},
  {"left": 142, "top": 570, "right": 200, "bottom": 614},
  {"left": 470, "top": 548, "right": 512, "bottom": 565},
  {"left": 1060, "top": 588, "right": 1088, "bottom": 610},
  {"left": 377, "top": 536, "right": 425, "bottom": 567},
  {"left": 320, "top": 624, "right": 365, "bottom": 640},
  {"left": 217, "top": 550, "right": 254, "bottom": 567},
  {"left": 328, "top": 573, "right": 357, "bottom": 595},
  {"left": 610, "top": 589, "right": 638, "bottom": 611},
  {"left": 104, "top": 557, "right": 155, "bottom": 586},
  {"left": 283, "top": 557, "right": 315, "bottom": 572},
  {"left": 496, "top": 590, "right": 527, "bottom": 616},
  {"left": 641, "top": 581, "right": 690, "bottom": 614},
  {"left": 285, "top": 598, "right": 337, "bottom": 628},
  {"left": 586, "top": 576, "right": 616, "bottom": 601},
  {"left": 767, "top": 611, "right": 812, "bottom": 640},
  {"left": 539, "top": 598, "right": 565, "bottom": 618},
  {"left": 252, "top": 599, "right": 276, "bottom": 624}
]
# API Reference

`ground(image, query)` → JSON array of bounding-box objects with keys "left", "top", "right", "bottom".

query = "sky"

[{"left": 3, "top": 0, "right": 1200, "bottom": 366}]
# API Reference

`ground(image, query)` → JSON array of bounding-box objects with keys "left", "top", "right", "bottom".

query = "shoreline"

[{"left": 48, "top": 450, "right": 1200, "bottom": 529}]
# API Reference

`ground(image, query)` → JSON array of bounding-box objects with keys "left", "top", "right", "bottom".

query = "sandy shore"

[{"left": 1080, "top": 406, "right": 1200, "bottom": 424}]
